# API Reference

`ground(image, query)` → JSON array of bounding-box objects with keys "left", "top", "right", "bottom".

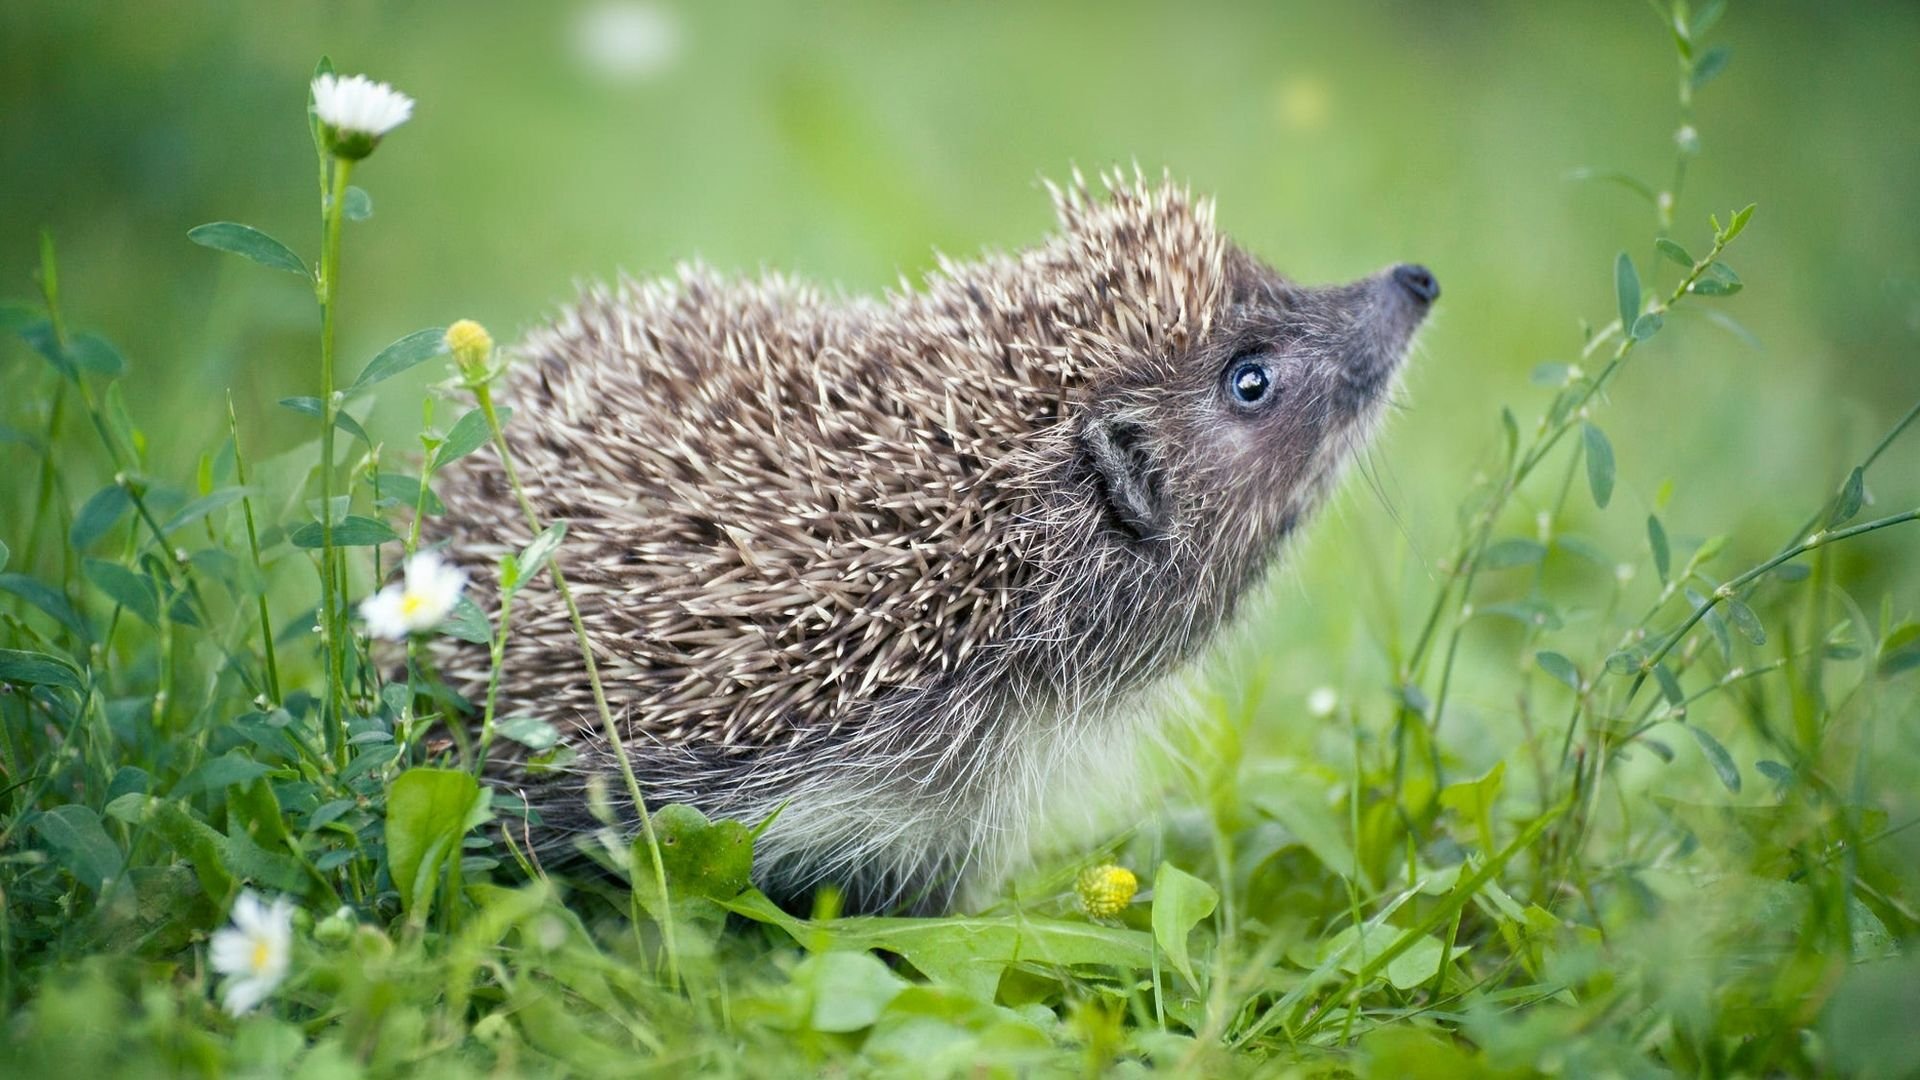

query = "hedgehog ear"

[{"left": 1079, "top": 413, "right": 1168, "bottom": 540}]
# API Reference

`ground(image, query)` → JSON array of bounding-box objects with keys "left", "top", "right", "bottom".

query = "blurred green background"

[{"left": 4, "top": 0, "right": 1918, "bottom": 748}]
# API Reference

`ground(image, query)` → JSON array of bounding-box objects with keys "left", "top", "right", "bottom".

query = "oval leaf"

[
  {"left": 0, "top": 572, "right": 91, "bottom": 643},
  {"left": 514, "top": 522, "right": 569, "bottom": 586},
  {"left": 1723, "top": 597, "right": 1766, "bottom": 645},
  {"left": 0, "top": 648, "right": 86, "bottom": 694},
  {"left": 84, "top": 560, "right": 159, "bottom": 627},
  {"left": 1479, "top": 538, "right": 1547, "bottom": 571},
  {"left": 1152, "top": 862, "right": 1219, "bottom": 988},
  {"left": 1655, "top": 238, "right": 1694, "bottom": 268},
  {"left": 70, "top": 483, "right": 132, "bottom": 551},
  {"left": 386, "top": 768, "right": 486, "bottom": 923},
  {"left": 1583, "top": 423, "right": 1615, "bottom": 510},
  {"left": 1535, "top": 651, "right": 1582, "bottom": 692},
  {"left": 1614, "top": 251, "right": 1640, "bottom": 331},
  {"left": 1827, "top": 467, "right": 1865, "bottom": 528},
  {"left": 349, "top": 327, "right": 449, "bottom": 392},
  {"left": 33, "top": 804, "right": 124, "bottom": 895},
  {"left": 289, "top": 515, "right": 399, "bottom": 549},
  {"left": 437, "top": 406, "right": 508, "bottom": 466},
  {"left": 1684, "top": 723, "right": 1742, "bottom": 793},
  {"left": 188, "top": 222, "right": 311, "bottom": 279},
  {"left": 1647, "top": 515, "right": 1671, "bottom": 583},
  {"left": 343, "top": 185, "right": 373, "bottom": 222}
]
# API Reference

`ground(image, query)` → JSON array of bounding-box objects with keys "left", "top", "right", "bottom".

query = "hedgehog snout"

[{"left": 1318, "top": 265, "right": 1435, "bottom": 408}]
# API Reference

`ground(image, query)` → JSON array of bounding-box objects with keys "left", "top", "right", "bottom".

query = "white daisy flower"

[
  {"left": 209, "top": 890, "right": 294, "bottom": 1016},
  {"left": 361, "top": 550, "right": 467, "bottom": 640},
  {"left": 311, "top": 73, "right": 414, "bottom": 159}
]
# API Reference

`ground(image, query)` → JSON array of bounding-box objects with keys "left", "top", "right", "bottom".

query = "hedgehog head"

[{"left": 1053, "top": 173, "right": 1435, "bottom": 581}]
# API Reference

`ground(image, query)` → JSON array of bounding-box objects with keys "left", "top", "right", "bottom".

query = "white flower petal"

[
  {"left": 211, "top": 889, "right": 293, "bottom": 1014},
  {"left": 208, "top": 928, "right": 255, "bottom": 976},
  {"left": 221, "top": 975, "right": 272, "bottom": 1016},
  {"left": 311, "top": 73, "right": 414, "bottom": 137},
  {"left": 230, "top": 889, "right": 267, "bottom": 933},
  {"left": 360, "top": 584, "right": 411, "bottom": 640}
]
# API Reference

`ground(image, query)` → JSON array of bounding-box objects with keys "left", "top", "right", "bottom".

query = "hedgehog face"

[
  {"left": 1190, "top": 256, "right": 1436, "bottom": 538},
  {"left": 1077, "top": 248, "right": 1435, "bottom": 564}
]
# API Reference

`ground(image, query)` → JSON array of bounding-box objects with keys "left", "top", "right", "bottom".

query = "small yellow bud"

[
  {"left": 446, "top": 319, "right": 494, "bottom": 381},
  {"left": 1076, "top": 863, "right": 1138, "bottom": 919}
]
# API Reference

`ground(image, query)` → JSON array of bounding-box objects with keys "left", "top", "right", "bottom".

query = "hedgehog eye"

[{"left": 1225, "top": 356, "right": 1276, "bottom": 409}]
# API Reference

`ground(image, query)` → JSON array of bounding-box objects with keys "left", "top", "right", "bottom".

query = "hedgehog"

[{"left": 434, "top": 171, "right": 1437, "bottom": 914}]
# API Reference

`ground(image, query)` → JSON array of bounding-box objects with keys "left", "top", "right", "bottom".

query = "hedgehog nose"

[{"left": 1392, "top": 263, "right": 1440, "bottom": 304}]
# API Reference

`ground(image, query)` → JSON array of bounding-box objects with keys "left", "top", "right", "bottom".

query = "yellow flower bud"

[
  {"left": 446, "top": 319, "right": 494, "bottom": 381},
  {"left": 1076, "top": 863, "right": 1138, "bottom": 919}
]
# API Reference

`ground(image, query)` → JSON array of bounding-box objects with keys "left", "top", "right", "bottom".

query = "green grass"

[{"left": 5, "top": 2, "right": 1920, "bottom": 1076}]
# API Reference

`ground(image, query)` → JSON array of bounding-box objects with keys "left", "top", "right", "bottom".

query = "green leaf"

[
  {"left": 1691, "top": 261, "right": 1743, "bottom": 296},
  {"left": 1321, "top": 924, "right": 1466, "bottom": 992},
  {"left": 1479, "top": 538, "right": 1547, "bottom": 570},
  {"left": 1151, "top": 862, "right": 1219, "bottom": 988},
  {"left": 1653, "top": 663, "right": 1686, "bottom": 712},
  {"left": 276, "top": 396, "right": 372, "bottom": 445},
  {"left": 19, "top": 321, "right": 74, "bottom": 380},
  {"left": 726, "top": 890, "right": 1154, "bottom": 1001},
  {"left": 1754, "top": 759, "right": 1793, "bottom": 788},
  {"left": 1535, "top": 651, "right": 1581, "bottom": 692},
  {"left": 1684, "top": 724, "right": 1742, "bottom": 793},
  {"left": 1878, "top": 621, "right": 1920, "bottom": 679},
  {"left": 1691, "top": 44, "right": 1731, "bottom": 89},
  {"left": 1655, "top": 238, "right": 1694, "bottom": 268},
  {"left": 348, "top": 327, "right": 449, "bottom": 392},
  {"left": 289, "top": 515, "right": 399, "bottom": 549},
  {"left": 1500, "top": 407, "right": 1519, "bottom": 463},
  {"left": 1630, "top": 311, "right": 1664, "bottom": 341},
  {"left": 67, "top": 333, "right": 128, "bottom": 377},
  {"left": 187, "top": 223, "right": 311, "bottom": 279},
  {"left": 1691, "top": 0, "right": 1727, "bottom": 37},
  {"left": 161, "top": 486, "right": 251, "bottom": 535},
  {"left": 0, "top": 538, "right": 8, "bottom": 573},
  {"left": 1648, "top": 515, "right": 1671, "bottom": 583},
  {"left": 343, "top": 185, "right": 373, "bottom": 221},
  {"left": 0, "top": 648, "right": 86, "bottom": 694},
  {"left": 1606, "top": 647, "right": 1645, "bottom": 675},
  {"left": 69, "top": 483, "right": 132, "bottom": 551},
  {"left": 177, "top": 750, "right": 273, "bottom": 796},
  {"left": 1249, "top": 760, "right": 1368, "bottom": 887},
  {"left": 1614, "top": 251, "right": 1640, "bottom": 331},
  {"left": 1582, "top": 422, "right": 1615, "bottom": 510},
  {"left": 0, "top": 572, "right": 90, "bottom": 642},
  {"left": 1827, "top": 467, "right": 1865, "bottom": 528},
  {"left": 1724, "top": 597, "right": 1766, "bottom": 645},
  {"left": 514, "top": 523, "right": 568, "bottom": 587},
  {"left": 495, "top": 716, "right": 559, "bottom": 752},
  {"left": 794, "top": 951, "right": 908, "bottom": 1033},
  {"left": 386, "top": 768, "right": 488, "bottom": 925},
  {"left": 32, "top": 804, "right": 124, "bottom": 894},
  {"left": 372, "top": 472, "right": 445, "bottom": 515},
  {"left": 437, "top": 406, "right": 506, "bottom": 465},
  {"left": 439, "top": 594, "right": 491, "bottom": 644},
  {"left": 84, "top": 560, "right": 158, "bottom": 626},
  {"left": 127, "top": 797, "right": 237, "bottom": 905},
  {"left": 1723, "top": 203, "right": 1756, "bottom": 242},
  {"left": 634, "top": 804, "right": 755, "bottom": 913}
]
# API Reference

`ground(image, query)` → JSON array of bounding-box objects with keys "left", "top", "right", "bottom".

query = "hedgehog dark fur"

[{"left": 434, "top": 171, "right": 1435, "bottom": 914}]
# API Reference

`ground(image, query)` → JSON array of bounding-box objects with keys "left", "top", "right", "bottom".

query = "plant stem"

[
  {"left": 1625, "top": 508, "right": 1920, "bottom": 699},
  {"left": 228, "top": 392, "right": 282, "bottom": 704},
  {"left": 318, "top": 155, "right": 354, "bottom": 766},
  {"left": 470, "top": 381, "right": 681, "bottom": 988}
]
